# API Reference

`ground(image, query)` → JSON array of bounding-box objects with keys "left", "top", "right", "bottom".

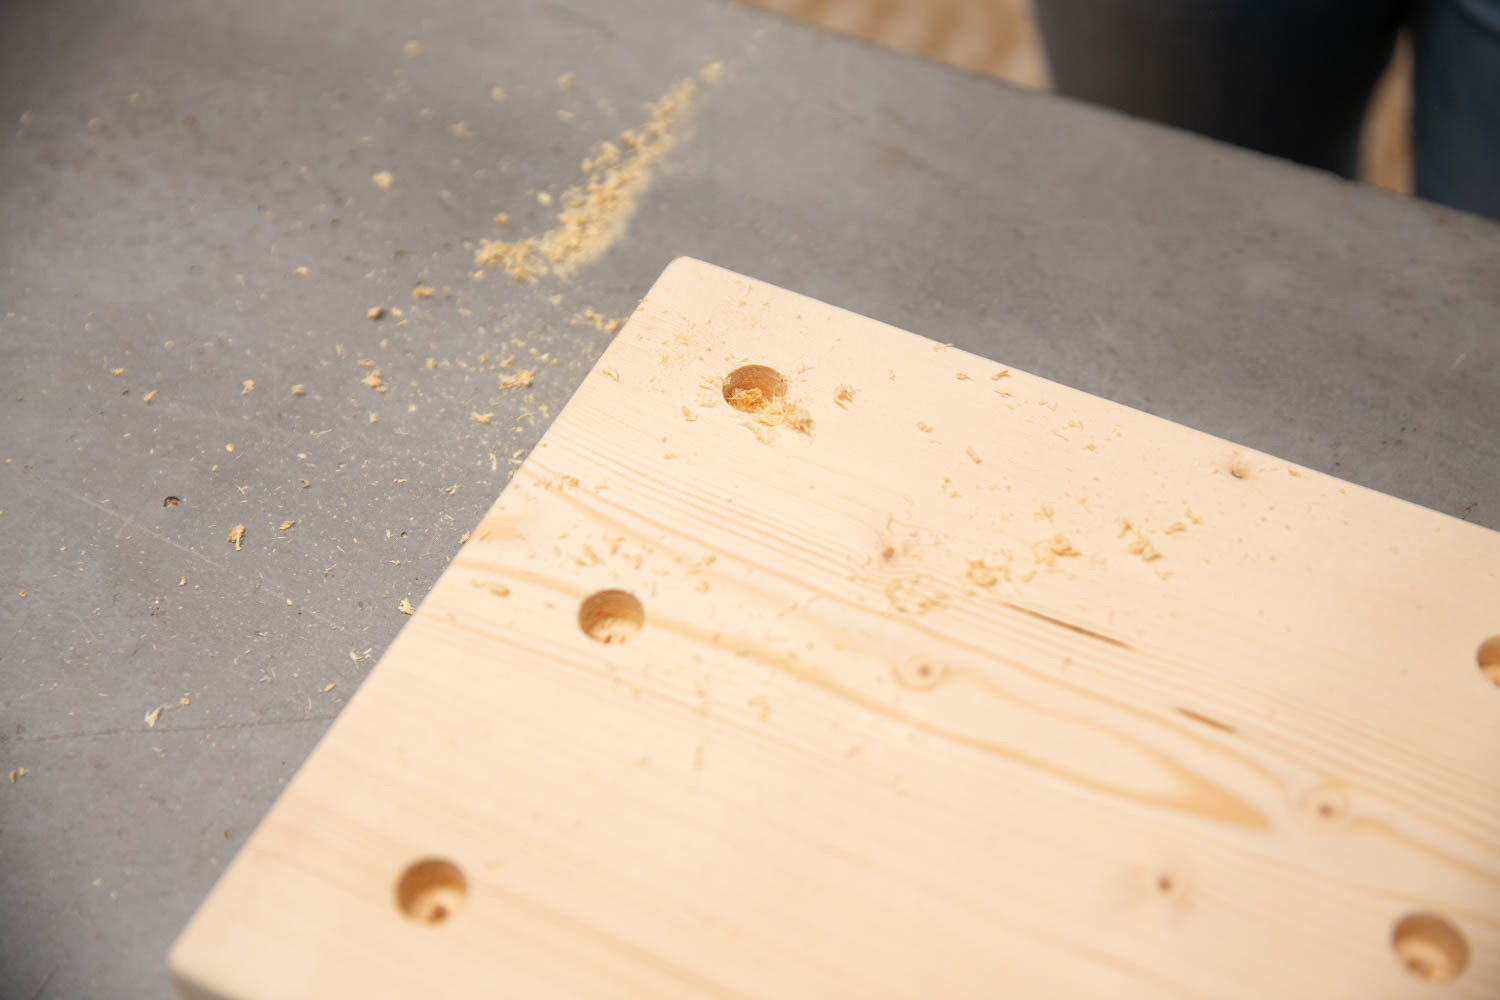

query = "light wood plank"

[{"left": 171, "top": 257, "right": 1500, "bottom": 998}]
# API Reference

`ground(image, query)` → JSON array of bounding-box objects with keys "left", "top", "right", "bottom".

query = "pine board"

[{"left": 170, "top": 258, "right": 1500, "bottom": 998}]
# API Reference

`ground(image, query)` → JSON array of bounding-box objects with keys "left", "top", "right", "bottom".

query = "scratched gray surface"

[{"left": 2, "top": 0, "right": 1498, "bottom": 996}]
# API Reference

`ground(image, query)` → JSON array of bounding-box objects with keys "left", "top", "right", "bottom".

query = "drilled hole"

[
  {"left": 395, "top": 859, "right": 466, "bottom": 925},
  {"left": 722, "top": 365, "right": 786, "bottom": 413},
  {"left": 1478, "top": 636, "right": 1500, "bottom": 687},
  {"left": 1392, "top": 913, "right": 1469, "bottom": 983},
  {"left": 578, "top": 589, "right": 644, "bottom": 644}
]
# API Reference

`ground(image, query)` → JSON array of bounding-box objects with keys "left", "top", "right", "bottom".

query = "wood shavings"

[
  {"left": 742, "top": 396, "right": 812, "bottom": 440},
  {"left": 965, "top": 447, "right": 982, "bottom": 464},
  {"left": 368, "top": 412, "right": 378, "bottom": 424},
  {"left": 490, "top": 86, "right": 507, "bottom": 103},
  {"left": 411, "top": 284, "right": 434, "bottom": 300},
  {"left": 992, "top": 369, "right": 1010, "bottom": 380},
  {"left": 916, "top": 421, "right": 932, "bottom": 433},
  {"left": 162, "top": 496, "right": 181, "bottom": 508},
  {"left": 403, "top": 40, "right": 422, "bottom": 57},
  {"left": 834, "top": 385, "right": 855, "bottom": 408},
  {"left": 681, "top": 405, "right": 696, "bottom": 422},
  {"left": 372, "top": 171, "right": 394, "bottom": 191},
  {"left": 361, "top": 370, "right": 385, "bottom": 391},
  {"left": 471, "top": 579, "right": 510, "bottom": 598},
  {"left": 279, "top": 520, "right": 296, "bottom": 531},
  {"left": 144, "top": 704, "right": 168, "bottom": 728},
  {"left": 966, "top": 560, "right": 1002, "bottom": 587},
  {"left": 557, "top": 71, "right": 575, "bottom": 90},
  {"left": 441, "top": 484, "right": 459, "bottom": 496},
  {"left": 225, "top": 443, "right": 234, "bottom": 452},
  {"left": 777, "top": 402, "right": 814, "bottom": 435},
  {"left": 449, "top": 121, "right": 475, "bottom": 140},
  {"left": 575, "top": 307, "right": 622, "bottom": 333},
  {"left": 143, "top": 389, "right": 158, "bottom": 405},
  {"left": 955, "top": 372, "right": 969, "bottom": 380},
  {"left": 323, "top": 682, "right": 336, "bottom": 693},
  {"left": 241, "top": 379, "right": 255, "bottom": 395},
  {"left": 110, "top": 367, "right": 125, "bottom": 376},
  {"left": 470, "top": 412, "right": 494, "bottom": 424},
  {"left": 498, "top": 369, "right": 535, "bottom": 389},
  {"left": 536, "top": 191, "right": 554, "bottom": 206},
  {"left": 398, "top": 598, "right": 415, "bottom": 615},
  {"left": 1119, "top": 521, "right": 1163, "bottom": 562},
  {"left": 730, "top": 387, "right": 763, "bottom": 410},
  {"left": 700, "top": 61, "right": 725, "bottom": 85},
  {"left": 367, "top": 306, "right": 385, "bottom": 320},
  {"left": 601, "top": 368, "right": 619, "bottom": 381},
  {"left": 226, "top": 524, "right": 245, "bottom": 551},
  {"left": 294, "top": 266, "right": 309, "bottom": 278},
  {"left": 492, "top": 212, "right": 509, "bottom": 226},
  {"left": 290, "top": 384, "right": 305, "bottom": 396},
  {"left": 1047, "top": 534, "right": 1080, "bottom": 558},
  {"left": 556, "top": 110, "right": 575, "bottom": 124},
  {"left": 8, "top": 767, "right": 24, "bottom": 784},
  {"left": 1164, "top": 522, "right": 1188, "bottom": 535},
  {"left": 475, "top": 72, "right": 703, "bottom": 280}
]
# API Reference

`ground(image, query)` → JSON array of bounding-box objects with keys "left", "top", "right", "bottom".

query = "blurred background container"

[{"left": 742, "top": 0, "right": 1412, "bottom": 193}]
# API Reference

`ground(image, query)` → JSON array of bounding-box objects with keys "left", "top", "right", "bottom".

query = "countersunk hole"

[
  {"left": 579, "top": 589, "right": 644, "bottom": 644},
  {"left": 1477, "top": 635, "right": 1500, "bottom": 687},
  {"left": 722, "top": 365, "right": 786, "bottom": 413},
  {"left": 1392, "top": 912, "right": 1469, "bottom": 983},
  {"left": 395, "top": 859, "right": 466, "bottom": 925}
]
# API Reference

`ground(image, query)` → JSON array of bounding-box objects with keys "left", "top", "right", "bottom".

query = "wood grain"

[{"left": 171, "top": 258, "right": 1500, "bottom": 998}]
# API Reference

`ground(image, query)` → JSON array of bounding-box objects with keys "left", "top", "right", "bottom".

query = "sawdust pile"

[
  {"left": 474, "top": 73, "right": 705, "bottom": 280},
  {"left": 746, "top": 395, "right": 813, "bottom": 440}
]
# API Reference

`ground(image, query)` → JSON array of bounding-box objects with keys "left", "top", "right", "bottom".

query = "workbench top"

[{"left": 1, "top": 1, "right": 1496, "bottom": 996}]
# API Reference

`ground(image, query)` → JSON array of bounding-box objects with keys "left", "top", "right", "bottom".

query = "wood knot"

[
  {"left": 894, "top": 658, "right": 945, "bottom": 691},
  {"left": 1296, "top": 781, "right": 1351, "bottom": 832}
]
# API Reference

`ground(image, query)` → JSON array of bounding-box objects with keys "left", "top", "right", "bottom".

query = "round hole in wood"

[
  {"left": 579, "top": 589, "right": 644, "bottom": 644},
  {"left": 395, "top": 858, "right": 466, "bottom": 925},
  {"left": 1392, "top": 912, "right": 1469, "bottom": 983},
  {"left": 1477, "top": 635, "right": 1500, "bottom": 687},
  {"left": 722, "top": 365, "right": 786, "bottom": 412}
]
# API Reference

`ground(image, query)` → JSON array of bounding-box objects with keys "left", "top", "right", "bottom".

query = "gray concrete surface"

[{"left": 1, "top": 0, "right": 1497, "bottom": 995}]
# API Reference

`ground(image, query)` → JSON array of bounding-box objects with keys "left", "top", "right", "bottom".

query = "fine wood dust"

[{"left": 474, "top": 67, "right": 716, "bottom": 280}]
